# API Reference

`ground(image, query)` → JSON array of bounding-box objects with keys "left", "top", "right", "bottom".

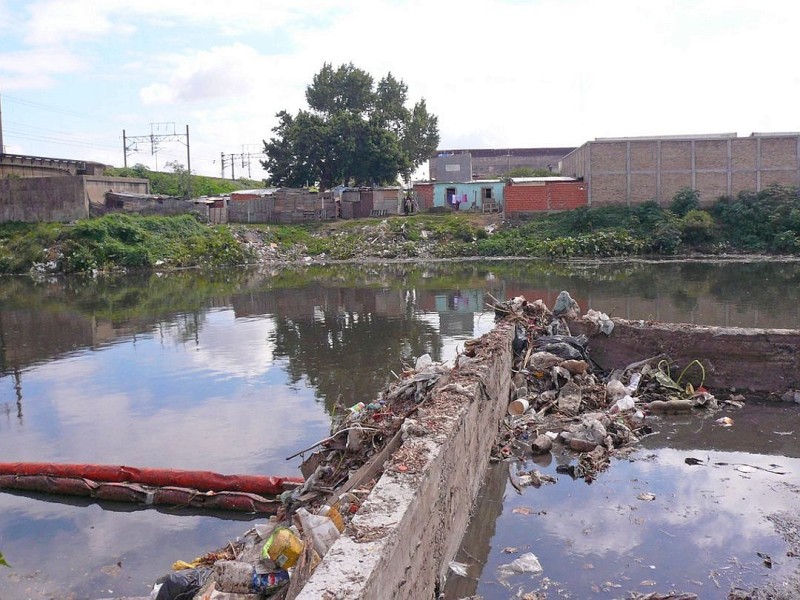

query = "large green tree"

[{"left": 262, "top": 63, "right": 439, "bottom": 190}]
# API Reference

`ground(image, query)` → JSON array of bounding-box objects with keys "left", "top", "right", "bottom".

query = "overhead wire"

[{"left": 2, "top": 94, "right": 115, "bottom": 122}]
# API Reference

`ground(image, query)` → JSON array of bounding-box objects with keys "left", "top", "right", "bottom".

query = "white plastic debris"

[
  {"left": 449, "top": 560, "right": 469, "bottom": 577},
  {"left": 415, "top": 353, "right": 433, "bottom": 371},
  {"left": 498, "top": 552, "right": 543, "bottom": 575},
  {"left": 585, "top": 308, "right": 615, "bottom": 335},
  {"left": 606, "top": 379, "right": 627, "bottom": 401},
  {"left": 613, "top": 395, "right": 636, "bottom": 413}
]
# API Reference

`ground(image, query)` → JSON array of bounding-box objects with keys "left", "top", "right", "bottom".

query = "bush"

[
  {"left": 771, "top": 231, "right": 800, "bottom": 254},
  {"left": 711, "top": 185, "right": 800, "bottom": 251},
  {"left": 680, "top": 209, "right": 716, "bottom": 247},
  {"left": 670, "top": 188, "right": 700, "bottom": 217}
]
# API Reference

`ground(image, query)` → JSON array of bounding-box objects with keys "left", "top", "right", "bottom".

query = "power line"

[
  {"left": 220, "top": 146, "right": 266, "bottom": 179},
  {"left": 2, "top": 94, "right": 113, "bottom": 122},
  {"left": 123, "top": 123, "right": 192, "bottom": 195},
  {"left": 4, "top": 127, "right": 119, "bottom": 150}
]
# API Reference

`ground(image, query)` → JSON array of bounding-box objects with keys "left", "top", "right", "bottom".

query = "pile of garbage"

[
  {"left": 492, "top": 291, "right": 745, "bottom": 483},
  {"left": 150, "top": 353, "right": 451, "bottom": 600}
]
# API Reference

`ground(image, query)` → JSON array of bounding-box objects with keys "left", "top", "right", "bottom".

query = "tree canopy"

[{"left": 262, "top": 63, "right": 439, "bottom": 190}]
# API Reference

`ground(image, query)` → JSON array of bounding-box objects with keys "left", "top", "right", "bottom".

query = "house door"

[{"left": 446, "top": 187, "right": 456, "bottom": 208}]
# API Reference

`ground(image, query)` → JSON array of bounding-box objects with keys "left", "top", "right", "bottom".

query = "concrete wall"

[
  {"left": 0, "top": 154, "right": 106, "bottom": 178},
  {"left": 296, "top": 312, "right": 800, "bottom": 598},
  {"left": 297, "top": 322, "right": 513, "bottom": 600},
  {"left": 571, "top": 318, "right": 800, "bottom": 393},
  {"left": 0, "top": 176, "right": 87, "bottom": 222},
  {"left": 0, "top": 175, "right": 151, "bottom": 222},
  {"left": 429, "top": 153, "right": 472, "bottom": 183},
  {"left": 559, "top": 133, "right": 800, "bottom": 207},
  {"left": 85, "top": 176, "right": 149, "bottom": 204},
  {"left": 431, "top": 148, "right": 575, "bottom": 181}
]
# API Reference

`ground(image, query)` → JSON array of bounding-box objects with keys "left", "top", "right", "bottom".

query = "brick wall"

[
  {"left": 505, "top": 181, "right": 587, "bottom": 214},
  {"left": 413, "top": 183, "right": 434, "bottom": 209}
]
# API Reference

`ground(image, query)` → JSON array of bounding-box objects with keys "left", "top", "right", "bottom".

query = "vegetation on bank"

[
  {"left": 0, "top": 185, "right": 797, "bottom": 274},
  {"left": 0, "top": 214, "right": 249, "bottom": 274},
  {"left": 105, "top": 163, "right": 263, "bottom": 197}
]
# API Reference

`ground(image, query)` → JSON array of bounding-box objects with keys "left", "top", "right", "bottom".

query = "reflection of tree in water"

[
  {"left": 706, "top": 262, "right": 800, "bottom": 311},
  {"left": 272, "top": 306, "right": 443, "bottom": 414}
]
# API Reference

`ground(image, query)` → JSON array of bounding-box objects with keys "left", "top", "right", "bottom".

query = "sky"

[{"left": 1, "top": 0, "right": 799, "bottom": 181}]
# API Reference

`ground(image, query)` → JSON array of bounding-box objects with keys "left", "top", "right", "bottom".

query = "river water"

[{"left": 1, "top": 259, "right": 799, "bottom": 599}]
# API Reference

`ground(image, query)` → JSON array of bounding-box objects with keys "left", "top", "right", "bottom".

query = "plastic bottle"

[
  {"left": 334, "top": 492, "right": 360, "bottom": 515},
  {"left": 296, "top": 507, "right": 341, "bottom": 556},
  {"left": 213, "top": 561, "right": 289, "bottom": 594},
  {"left": 319, "top": 504, "right": 345, "bottom": 533},
  {"left": 252, "top": 570, "right": 290, "bottom": 594}
]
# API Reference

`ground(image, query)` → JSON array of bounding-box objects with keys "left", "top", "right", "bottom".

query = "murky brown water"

[{"left": 1, "top": 259, "right": 799, "bottom": 599}]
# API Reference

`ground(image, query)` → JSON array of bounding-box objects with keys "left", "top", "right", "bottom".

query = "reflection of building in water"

[
  {"left": 438, "top": 311, "right": 474, "bottom": 337},
  {"left": 431, "top": 290, "right": 485, "bottom": 337}
]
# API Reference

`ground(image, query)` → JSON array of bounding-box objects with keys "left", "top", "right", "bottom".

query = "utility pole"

[
  {"left": 0, "top": 94, "right": 4, "bottom": 155},
  {"left": 221, "top": 147, "right": 265, "bottom": 181},
  {"left": 123, "top": 123, "right": 192, "bottom": 196},
  {"left": 185, "top": 124, "right": 191, "bottom": 198}
]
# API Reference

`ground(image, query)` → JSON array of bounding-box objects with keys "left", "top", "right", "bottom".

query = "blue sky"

[{"left": 1, "top": 0, "right": 799, "bottom": 180}]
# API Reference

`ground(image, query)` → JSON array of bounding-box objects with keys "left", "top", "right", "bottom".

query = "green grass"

[{"left": 0, "top": 214, "right": 251, "bottom": 274}]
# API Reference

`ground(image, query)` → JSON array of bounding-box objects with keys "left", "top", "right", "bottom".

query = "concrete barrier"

[
  {"left": 571, "top": 318, "right": 800, "bottom": 393},
  {"left": 294, "top": 314, "right": 800, "bottom": 599},
  {"left": 296, "top": 322, "right": 513, "bottom": 600}
]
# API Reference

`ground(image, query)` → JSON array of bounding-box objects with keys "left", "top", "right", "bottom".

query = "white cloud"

[
  {"left": 23, "top": 0, "right": 120, "bottom": 45},
  {"left": 139, "top": 43, "right": 264, "bottom": 106},
  {"left": 5, "top": 0, "right": 800, "bottom": 174},
  {"left": 0, "top": 47, "right": 84, "bottom": 83}
]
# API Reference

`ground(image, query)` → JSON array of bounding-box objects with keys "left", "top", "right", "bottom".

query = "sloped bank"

[{"left": 295, "top": 323, "right": 513, "bottom": 599}]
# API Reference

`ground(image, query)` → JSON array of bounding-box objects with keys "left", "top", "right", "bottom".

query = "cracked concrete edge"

[
  {"left": 295, "top": 322, "right": 513, "bottom": 600},
  {"left": 571, "top": 317, "right": 800, "bottom": 393}
]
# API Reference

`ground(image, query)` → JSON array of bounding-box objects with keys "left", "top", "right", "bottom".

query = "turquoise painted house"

[{"left": 432, "top": 179, "right": 505, "bottom": 211}]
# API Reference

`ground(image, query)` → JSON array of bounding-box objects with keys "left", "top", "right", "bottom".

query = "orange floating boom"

[{"left": 0, "top": 463, "right": 303, "bottom": 496}]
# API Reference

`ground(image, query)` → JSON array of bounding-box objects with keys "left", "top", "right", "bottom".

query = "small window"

[{"left": 482, "top": 187, "right": 493, "bottom": 200}]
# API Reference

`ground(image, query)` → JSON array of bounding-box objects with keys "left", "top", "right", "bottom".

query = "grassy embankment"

[
  {"left": 104, "top": 165, "right": 264, "bottom": 197},
  {"left": 0, "top": 185, "right": 798, "bottom": 274}
]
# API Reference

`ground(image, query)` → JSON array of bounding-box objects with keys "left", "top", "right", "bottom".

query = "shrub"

[
  {"left": 670, "top": 188, "right": 700, "bottom": 217},
  {"left": 680, "top": 209, "right": 716, "bottom": 247},
  {"left": 771, "top": 231, "right": 800, "bottom": 254}
]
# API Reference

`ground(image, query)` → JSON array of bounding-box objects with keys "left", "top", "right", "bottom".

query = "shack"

[{"left": 228, "top": 188, "right": 335, "bottom": 224}]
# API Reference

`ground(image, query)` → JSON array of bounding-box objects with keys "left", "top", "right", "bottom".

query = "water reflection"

[
  {"left": 446, "top": 403, "right": 800, "bottom": 599},
  {"left": 0, "top": 259, "right": 799, "bottom": 598}
]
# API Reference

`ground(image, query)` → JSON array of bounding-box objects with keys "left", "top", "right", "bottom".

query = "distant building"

[
  {"left": 559, "top": 132, "right": 800, "bottom": 207},
  {"left": 429, "top": 147, "right": 576, "bottom": 182}
]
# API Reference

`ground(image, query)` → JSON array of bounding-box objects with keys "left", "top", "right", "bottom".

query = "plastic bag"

[
  {"left": 155, "top": 568, "right": 211, "bottom": 600},
  {"left": 498, "top": 552, "right": 543, "bottom": 575},
  {"left": 296, "top": 507, "right": 340, "bottom": 557}
]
